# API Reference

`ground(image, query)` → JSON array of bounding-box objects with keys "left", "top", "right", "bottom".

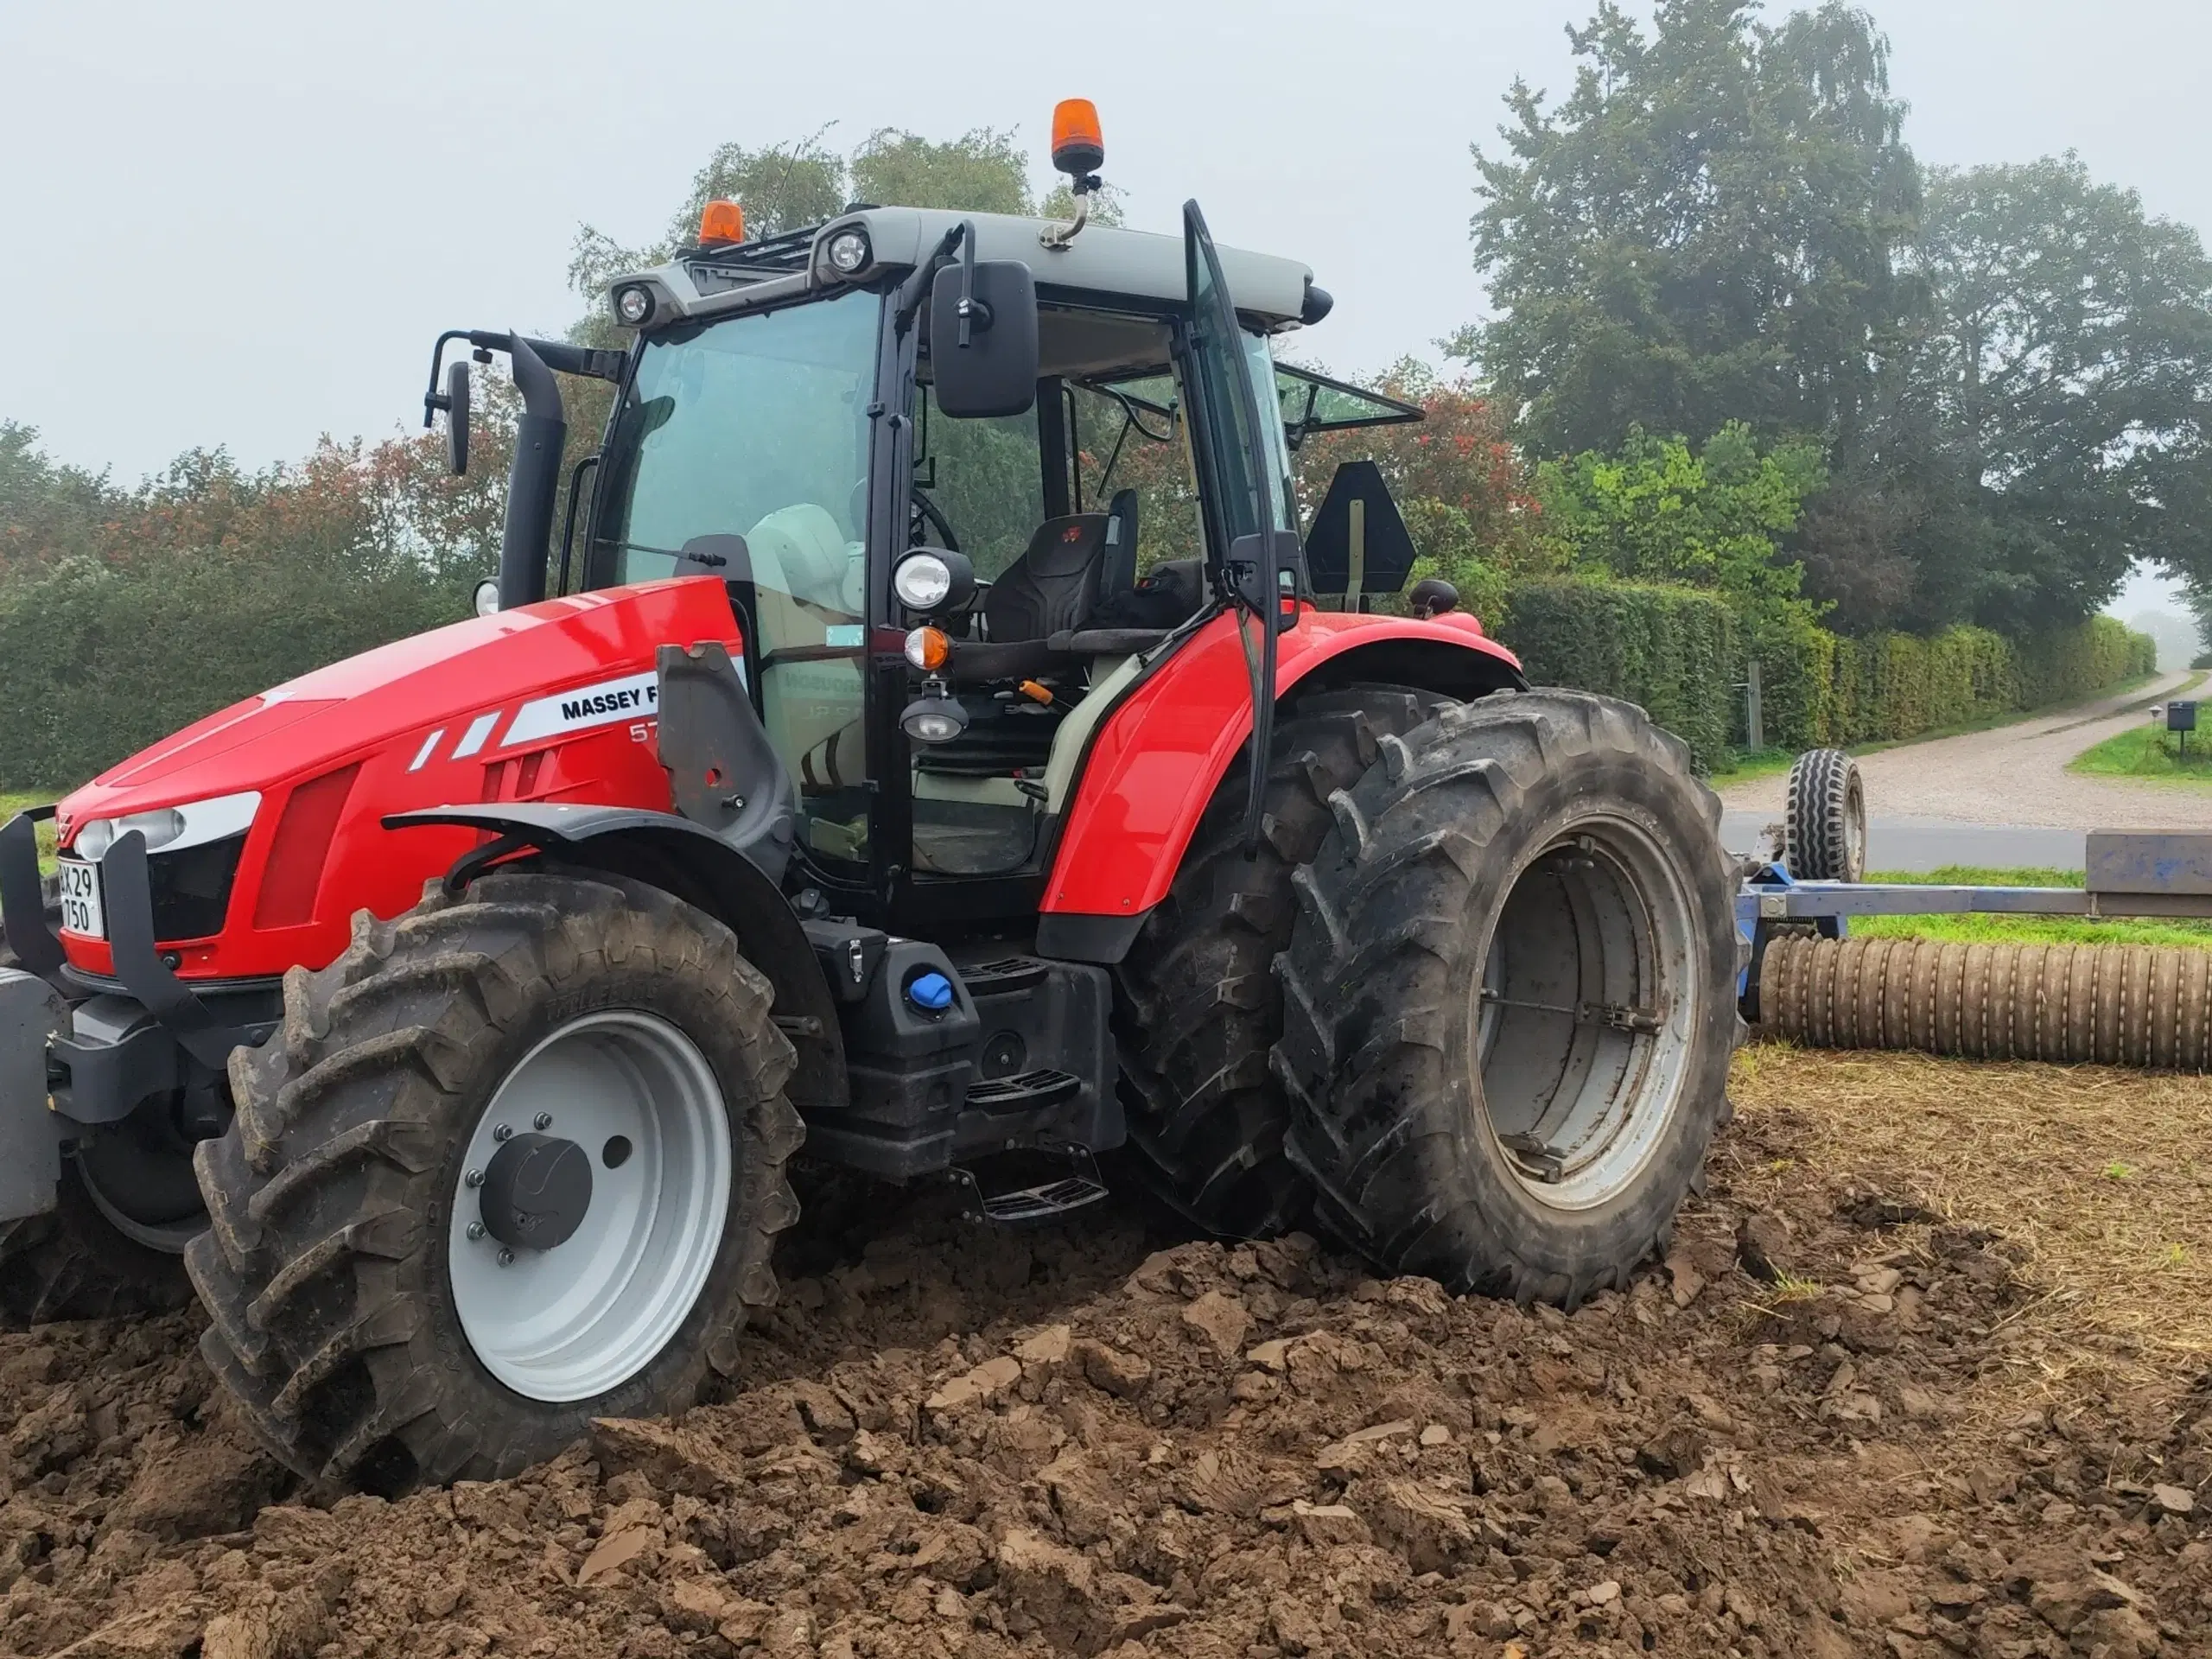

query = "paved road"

[{"left": 1718, "top": 671, "right": 2204, "bottom": 870}]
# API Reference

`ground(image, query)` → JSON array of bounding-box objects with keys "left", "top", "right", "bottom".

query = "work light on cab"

[
  {"left": 613, "top": 285, "right": 653, "bottom": 326},
  {"left": 899, "top": 692, "right": 969, "bottom": 745},
  {"left": 824, "top": 229, "right": 870, "bottom": 275},
  {"left": 892, "top": 548, "right": 974, "bottom": 613}
]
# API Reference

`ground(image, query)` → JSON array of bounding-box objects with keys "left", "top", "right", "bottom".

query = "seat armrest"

[{"left": 1064, "top": 628, "right": 1173, "bottom": 655}]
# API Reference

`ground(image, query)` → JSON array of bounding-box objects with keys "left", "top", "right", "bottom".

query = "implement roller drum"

[{"left": 1758, "top": 934, "right": 2212, "bottom": 1071}]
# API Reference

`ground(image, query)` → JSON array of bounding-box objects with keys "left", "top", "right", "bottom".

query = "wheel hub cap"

[{"left": 479, "top": 1133, "right": 594, "bottom": 1251}]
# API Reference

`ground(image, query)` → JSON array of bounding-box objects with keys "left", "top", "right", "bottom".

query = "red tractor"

[{"left": 0, "top": 108, "right": 1739, "bottom": 1494}]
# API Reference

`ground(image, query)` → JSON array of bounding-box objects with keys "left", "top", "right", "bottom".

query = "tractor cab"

[{"left": 562, "top": 194, "right": 1422, "bottom": 925}]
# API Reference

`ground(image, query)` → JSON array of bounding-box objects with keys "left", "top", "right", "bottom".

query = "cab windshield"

[{"left": 591, "top": 288, "right": 883, "bottom": 868}]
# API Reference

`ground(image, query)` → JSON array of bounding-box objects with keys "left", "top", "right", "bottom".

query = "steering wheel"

[{"left": 910, "top": 487, "right": 961, "bottom": 553}]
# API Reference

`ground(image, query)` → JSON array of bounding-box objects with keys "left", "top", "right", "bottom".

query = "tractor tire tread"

[
  {"left": 1785, "top": 747, "right": 1863, "bottom": 883},
  {"left": 1275, "top": 688, "right": 1738, "bottom": 1303},
  {"left": 189, "top": 868, "right": 799, "bottom": 1493},
  {"left": 1112, "top": 684, "right": 1448, "bottom": 1236}
]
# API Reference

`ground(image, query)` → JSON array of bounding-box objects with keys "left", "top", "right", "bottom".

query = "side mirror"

[
  {"left": 929, "top": 261, "right": 1038, "bottom": 419},
  {"left": 443, "top": 359, "right": 471, "bottom": 475}
]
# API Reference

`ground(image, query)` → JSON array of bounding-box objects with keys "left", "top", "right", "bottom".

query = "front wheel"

[
  {"left": 1275, "top": 690, "right": 1740, "bottom": 1305},
  {"left": 188, "top": 870, "right": 803, "bottom": 1494}
]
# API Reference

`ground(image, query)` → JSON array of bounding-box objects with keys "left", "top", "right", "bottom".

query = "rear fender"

[
  {"left": 385, "top": 805, "right": 847, "bottom": 1119},
  {"left": 1039, "top": 610, "right": 1524, "bottom": 957}
]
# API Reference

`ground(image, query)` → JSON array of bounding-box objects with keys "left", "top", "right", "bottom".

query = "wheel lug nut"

[
  {"left": 466, "top": 1222, "right": 485, "bottom": 1241},
  {"left": 465, "top": 1169, "right": 485, "bottom": 1188},
  {"left": 493, "top": 1123, "right": 512, "bottom": 1142},
  {"left": 533, "top": 1113, "right": 552, "bottom": 1131},
  {"left": 496, "top": 1248, "right": 515, "bottom": 1267}
]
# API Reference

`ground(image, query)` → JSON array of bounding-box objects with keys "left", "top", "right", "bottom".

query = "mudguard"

[
  {"left": 384, "top": 803, "right": 849, "bottom": 1120},
  {"left": 1039, "top": 607, "right": 1523, "bottom": 953},
  {"left": 0, "top": 969, "right": 66, "bottom": 1223}
]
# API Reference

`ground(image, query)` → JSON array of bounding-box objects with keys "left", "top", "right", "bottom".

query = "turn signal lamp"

[
  {"left": 1051, "top": 99, "right": 1104, "bottom": 177},
  {"left": 698, "top": 199, "right": 747, "bottom": 247},
  {"left": 903, "top": 626, "right": 952, "bottom": 672}
]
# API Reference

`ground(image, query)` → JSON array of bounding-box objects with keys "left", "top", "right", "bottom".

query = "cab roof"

[{"left": 613, "top": 207, "right": 1324, "bottom": 334}]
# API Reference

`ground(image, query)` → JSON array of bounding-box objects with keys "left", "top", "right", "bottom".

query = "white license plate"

[{"left": 57, "top": 858, "right": 105, "bottom": 939}]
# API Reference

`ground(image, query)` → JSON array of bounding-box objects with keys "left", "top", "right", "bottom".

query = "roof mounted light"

[
  {"left": 825, "top": 228, "right": 871, "bottom": 276},
  {"left": 698, "top": 199, "right": 746, "bottom": 247},
  {"left": 1042, "top": 99, "right": 1107, "bottom": 251},
  {"left": 613, "top": 284, "right": 654, "bottom": 327},
  {"left": 1051, "top": 99, "right": 1105, "bottom": 178}
]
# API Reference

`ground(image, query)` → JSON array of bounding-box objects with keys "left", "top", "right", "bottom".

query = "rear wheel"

[
  {"left": 1275, "top": 690, "right": 1739, "bottom": 1303},
  {"left": 188, "top": 870, "right": 802, "bottom": 1493},
  {"left": 1111, "top": 685, "right": 1444, "bottom": 1236}
]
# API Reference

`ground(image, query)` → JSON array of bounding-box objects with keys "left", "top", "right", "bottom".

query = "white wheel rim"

[
  {"left": 448, "top": 1009, "right": 731, "bottom": 1403},
  {"left": 1470, "top": 817, "right": 1700, "bottom": 1211}
]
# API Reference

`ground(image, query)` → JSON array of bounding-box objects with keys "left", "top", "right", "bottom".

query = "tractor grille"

[{"left": 150, "top": 833, "right": 246, "bottom": 942}]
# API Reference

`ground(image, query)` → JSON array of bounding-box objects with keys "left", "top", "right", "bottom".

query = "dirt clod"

[{"left": 3, "top": 1053, "right": 2209, "bottom": 1656}]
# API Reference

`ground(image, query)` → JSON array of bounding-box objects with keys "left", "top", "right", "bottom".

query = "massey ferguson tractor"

[{"left": 0, "top": 105, "right": 1738, "bottom": 1494}]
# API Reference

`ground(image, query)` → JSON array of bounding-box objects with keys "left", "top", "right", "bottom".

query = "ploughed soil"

[{"left": 3, "top": 1050, "right": 2208, "bottom": 1658}]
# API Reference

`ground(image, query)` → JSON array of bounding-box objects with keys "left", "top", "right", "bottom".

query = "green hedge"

[
  {"left": 1495, "top": 579, "right": 1738, "bottom": 771},
  {"left": 1493, "top": 579, "right": 2155, "bottom": 768},
  {"left": 2015, "top": 616, "right": 2158, "bottom": 709},
  {"left": 0, "top": 556, "right": 459, "bottom": 791}
]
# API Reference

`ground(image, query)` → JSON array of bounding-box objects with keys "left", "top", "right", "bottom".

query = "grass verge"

[
  {"left": 1849, "top": 866, "right": 2212, "bottom": 950},
  {"left": 2068, "top": 716, "right": 2212, "bottom": 788}
]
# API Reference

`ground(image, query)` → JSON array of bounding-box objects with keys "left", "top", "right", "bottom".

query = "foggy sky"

[{"left": 3, "top": 1, "right": 2205, "bottom": 616}]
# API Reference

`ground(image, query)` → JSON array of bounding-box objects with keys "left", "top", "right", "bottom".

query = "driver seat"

[{"left": 984, "top": 514, "right": 1109, "bottom": 643}]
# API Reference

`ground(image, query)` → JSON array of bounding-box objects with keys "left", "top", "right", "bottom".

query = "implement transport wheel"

[
  {"left": 1784, "top": 747, "right": 1866, "bottom": 883},
  {"left": 188, "top": 869, "right": 802, "bottom": 1494},
  {"left": 1113, "top": 685, "right": 1445, "bottom": 1236},
  {"left": 1275, "top": 690, "right": 1740, "bottom": 1305}
]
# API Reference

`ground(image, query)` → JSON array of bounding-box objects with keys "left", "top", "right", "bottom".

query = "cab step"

[
  {"left": 963, "top": 1066, "right": 1082, "bottom": 1113},
  {"left": 950, "top": 1143, "right": 1110, "bottom": 1225}
]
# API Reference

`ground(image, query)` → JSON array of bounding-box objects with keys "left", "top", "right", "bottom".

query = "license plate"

[{"left": 57, "top": 858, "right": 105, "bottom": 939}]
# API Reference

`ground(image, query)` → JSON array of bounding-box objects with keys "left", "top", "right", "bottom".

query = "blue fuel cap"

[{"left": 906, "top": 970, "right": 954, "bottom": 1013}]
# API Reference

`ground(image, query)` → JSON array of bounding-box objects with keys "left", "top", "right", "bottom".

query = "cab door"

[{"left": 1179, "top": 201, "right": 1295, "bottom": 576}]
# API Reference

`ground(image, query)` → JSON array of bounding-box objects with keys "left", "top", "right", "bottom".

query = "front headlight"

[{"left": 72, "top": 791, "right": 261, "bottom": 861}]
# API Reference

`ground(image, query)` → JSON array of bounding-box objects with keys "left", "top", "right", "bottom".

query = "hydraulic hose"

[{"left": 1758, "top": 933, "right": 2212, "bottom": 1071}]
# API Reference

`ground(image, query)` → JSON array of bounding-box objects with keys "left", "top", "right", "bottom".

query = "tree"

[
  {"left": 0, "top": 423, "right": 117, "bottom": 575},
  {"left": 1532, "top": 421, "right": 1827, "bottom": 631},
  {"left": 1897, "top": 155, "right": 2212, "bottom": 629},
  {"left": 1459, "top": 0, "right": 1920, "bottom": 458}
]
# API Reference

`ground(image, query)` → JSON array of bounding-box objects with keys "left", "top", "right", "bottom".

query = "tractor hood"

[
  {"left": 61, "top": 577, "right": 739, "bottom": 833},
  {"left": 52, "top": 575, "right": 743, "bottom": 981}
]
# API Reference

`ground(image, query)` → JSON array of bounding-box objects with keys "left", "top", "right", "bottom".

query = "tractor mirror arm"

[
  {"left": 893, "top": 222, "right": 971, "bottom": 337},
  {"left": 423, "top": 329, "right": 625, "bottom": 428}
]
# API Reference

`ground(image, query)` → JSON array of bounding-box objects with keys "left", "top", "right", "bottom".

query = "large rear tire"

[
  {"left": 1112, "top": 686, "right": 1444, "bottom": 1236},
  {"left": 188, "top": 870, "right": 802, "bottom": 1493},
  {"left": 1275, "top": 690, "right": 1739, "bottom": 1304}
]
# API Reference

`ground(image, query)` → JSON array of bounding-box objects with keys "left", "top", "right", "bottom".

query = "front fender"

[
  {"left": 1040, "top": 609, "right": 1523, "bottom": 941},
  {"left": 385, "top": 804, "right": 847, "bottom": 1119}
]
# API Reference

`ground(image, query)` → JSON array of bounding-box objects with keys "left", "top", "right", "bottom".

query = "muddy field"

[{"left": 2, "top": 1049, "right": 2207, "bottom": 1658}]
